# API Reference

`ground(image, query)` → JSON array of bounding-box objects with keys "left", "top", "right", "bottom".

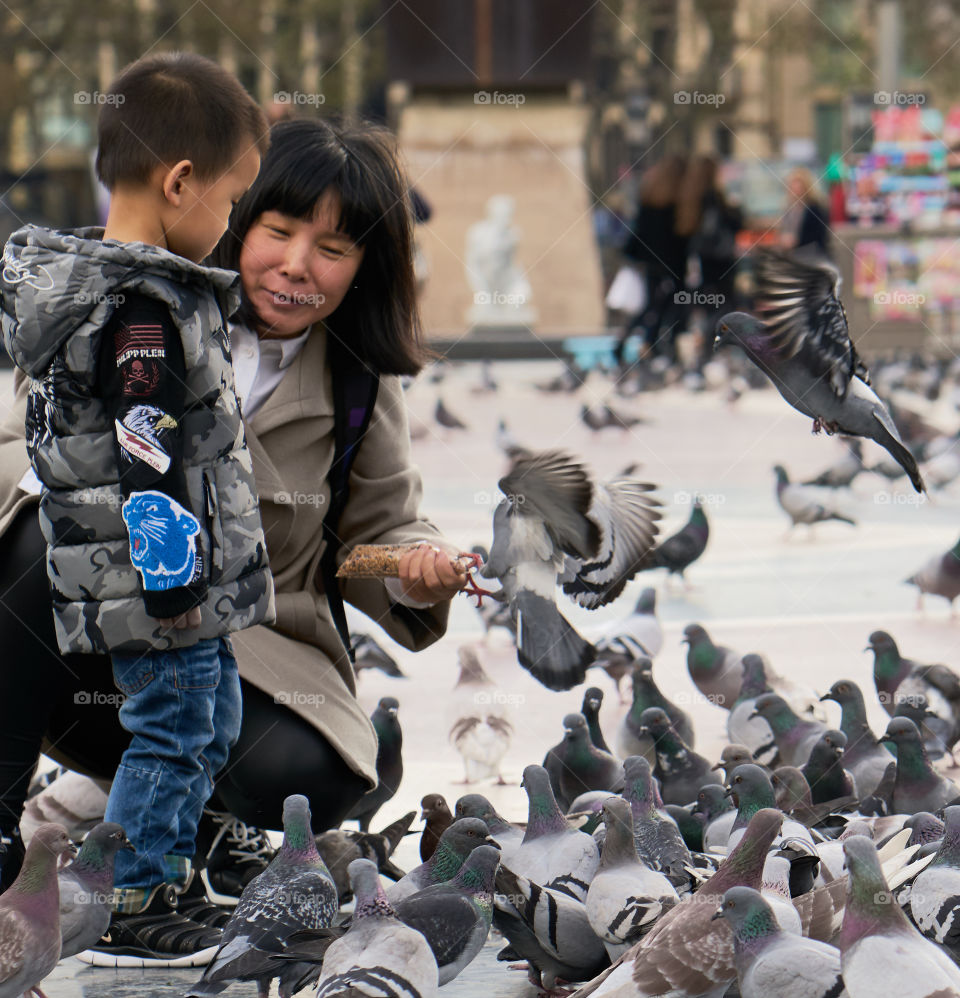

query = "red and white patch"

[{"left": 115, "top": 419, "right": 171, "bottom": 474}]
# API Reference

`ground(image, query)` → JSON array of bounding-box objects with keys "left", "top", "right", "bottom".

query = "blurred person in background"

[{"left": 780, "top": 166, "right": 830, "bottom": 257}]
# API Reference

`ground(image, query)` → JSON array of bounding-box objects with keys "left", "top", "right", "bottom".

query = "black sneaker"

[
  {"left": 0, "top": 828, "right": 25, "bottom": 895},
  {"left": 175, "top": 870, "right": 232, "bottom": 929},
  {"left": 195, "top": 809, "right": 274, "bottom": 905},
  {"left": 76, "top": 883, "right": 222, "bottom": 968}
]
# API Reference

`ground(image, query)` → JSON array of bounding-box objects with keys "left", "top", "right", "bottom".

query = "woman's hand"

[{"left": 396, "top": 543, "right": 468, "bottom": 606}]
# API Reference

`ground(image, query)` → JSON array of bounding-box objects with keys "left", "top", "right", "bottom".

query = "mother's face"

[{"left": 238, "top": 190, "right": 365, "bottom": 339}]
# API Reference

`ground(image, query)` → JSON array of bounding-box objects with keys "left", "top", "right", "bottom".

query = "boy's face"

[{"left": 164, "top": 146, "right": 261, "bottom": 263}]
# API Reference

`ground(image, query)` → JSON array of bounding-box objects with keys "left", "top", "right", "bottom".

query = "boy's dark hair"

[
  {"left": 210, "top": 117, "right": 426, "bottom": 377},
  {"left": 96, "top": 52, "right": 269, "bottom": 189}
]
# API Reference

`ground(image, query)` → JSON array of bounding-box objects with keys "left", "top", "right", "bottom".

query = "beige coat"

[{"left": 0, "top": 326, "right": 451, "bottom": 789}]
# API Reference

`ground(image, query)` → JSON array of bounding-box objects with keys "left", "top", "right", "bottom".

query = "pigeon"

[
  {"left": 351, "top": 632, "right": 406, "bottom": 679},
  {"left": 725, "top": 764, "right": 814, "bottom": 853},
  {"left": 580, "top": 403, "right": 643, "bottom": 432},
  {"left": 639, "top": 707, "right": 722, "bottom": 806},
  {"left": 804, "top": 436, "right": 864, "bottom": 488},
  {"left": 802, "top": 730, "right": 857, "bottom": 804},
  {"left": 820, "top": 679, "right": 895, "bottom": 797},
  {"left": 693, "top": 783, "right": 737, "bottom": 852},
  {"left": 495, "top": 418, "right": 532, "bottom": 464},
  {"left": 682, "top": 623, "right": 742, "bottom": 711},
  {"left": 621, "top": 756, "right": 696, "bottom": 885},
  {"left": 453, "top": 794, "right": 524, "bottom": 868},
  {"left": 392, "top": 844, "right": 499, "bottom": 985},
  {"left": 511, "top": 765, "right": 600, "bottom": 902},
  {"left": 641, "top": 496, "right": 709, "bottom": 585},
  {"left": 909, "top": 804, "right": 960, "bottom": 955},
  {"left": 714, "top": 250, "right": 924, "bottom": 493},
  {"left": 838, "top": 835, "right": 960, "bottom": 997},
  {"left": 627, "top": 657, "right": 695, "bottom": 747},
  {"left": 665, "top": 804, "right": 704, "bottom": 853},
  {"left": 712, "top": 744, "right": 763, "bottom": 782},
  {"left": 434, "top": 396, "right": 467, "bottom": 430},
  {"left": 479, "top": 450, "right": 661, "bottom": 691},
  {"left": 712, "top": 886, "right": 845, "bottom": 998},
  {"left": 311, "top": 858, "right": 439, "bottom": 998},
  {"left": 419, "top": 794, "right": 453, "bottom": 862},
  {"left": 449, "top": 712, "right": 513, "bottom": 785},
  {"left": 772, "top": 464, "right": 857, "bottom": 530},
  {"left": 58, "top": 821, "right": 133, "bottom": 960},
  {"left": 904, "top": 810, "right": 945, "bottom": 851},
  {"left": 346, "top": 697, "right": 403, "bottom": 831},
  {"left": 750, "top": 692, "right": 828, "bottom": 768},
  {"left": 588, "top": 588, "right": 664, "bottom": 704},
  {"left": 555, "top": 714, "right": 624, "bottom": 808},
  {"left": 614, "top": 668, "right": 657, "bottom": 766},
  {"left": 569, "top": 808, "right": 785, "bottom": 998},
  {"left": 536, "top": 361, "right": 585, "bottom": 393},
  {"left": 0, "top": 823, "right": 75, "bottom": 998},
  {"left": 906, "top": 534, "right": 960, "bottom": 613},
  {"left": 386, "top": 817, "right": 494, "bottom": 903},
  {"left": 187, "top": 795, "right": 339, "bottom": 998},
  {"left": 727, "top": 654, "right": 779, "bottom": 767},
  {"left": 771, "top": 765, "right": 816, "bottom": 818},
  {"left": 473, "top": 360, "right": 499, "bottom": 395},
  {"left": 586, "top": 798, "right": 679, "bottom": 957},
  {"left": 314, "top": 812, "right": 413, "bottom": 899},
  {"left": 582, "top": 687, "right": 613, "bottom": 754},
  {"left": 867, "top": 629, "right": 914, "bottom": 714},
  {"left": 879, "top": 717, "right": 960, "bottom": 814}
]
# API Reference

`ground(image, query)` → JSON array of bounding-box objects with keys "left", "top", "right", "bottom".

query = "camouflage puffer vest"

[{"left": 1, "top": 225, "right": 275, "bottom": 654}]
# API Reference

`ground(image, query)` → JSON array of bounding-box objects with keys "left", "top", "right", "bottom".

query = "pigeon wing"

[
  {"left": 754, "top": 248, "right": 868, "bottom": 399},
  {"left": 0, "top": 908, "right": 27, "bottom": 986}
]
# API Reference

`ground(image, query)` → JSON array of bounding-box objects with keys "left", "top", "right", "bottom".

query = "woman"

[
  {"left": 0, "top": 119, "right": 464, "bottom": 897},
  {"left": 781, "top": 167, "right": 830, "bottom": 257}
]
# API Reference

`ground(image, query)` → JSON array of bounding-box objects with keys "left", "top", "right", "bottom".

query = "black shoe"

[
  {"left": 175, "top": 870, "right": 232, "bottom": 929},
  {"left": 76, "top": 883, "right": 222, "bottom": 968},
  {"left": 0, "top": 828, "right": 25, "bottom": 895},
  {"left": 195, "top": 809, "right": 274, "bottom": 905}
]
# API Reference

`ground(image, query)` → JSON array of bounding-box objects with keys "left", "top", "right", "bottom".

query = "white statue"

[{"left": 465, "top": 195, "right": 537, "bottom": 326}]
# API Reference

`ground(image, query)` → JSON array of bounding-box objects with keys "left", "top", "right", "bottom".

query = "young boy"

[{"left": 1, "top": 52, "right": 274, "bottom": 966}]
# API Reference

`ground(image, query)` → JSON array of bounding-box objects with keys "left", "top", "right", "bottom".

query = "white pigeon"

[
  {"left": 773, "top": 465, "right": 857, "bottom": 532},
  {"left": 909, "top": 804, "right": 960, "bottom": 955}
]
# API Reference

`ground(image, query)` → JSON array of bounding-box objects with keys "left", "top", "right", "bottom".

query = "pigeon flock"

[{"left": 12, "top": 245, "right": 960, "bottom": 998}]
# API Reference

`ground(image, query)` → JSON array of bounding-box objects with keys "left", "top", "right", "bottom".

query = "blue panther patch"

[{"left": 121, "top": 491, "right": 201, "bottom": 591}]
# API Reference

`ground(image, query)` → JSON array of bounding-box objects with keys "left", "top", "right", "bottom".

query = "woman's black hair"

[{"left": 210, "top": 117, "right": 426, "bottom": 375}]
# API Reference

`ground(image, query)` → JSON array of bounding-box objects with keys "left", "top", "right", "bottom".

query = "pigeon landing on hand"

[
  {"left": 773, "top": 465, "right": 857, "bottom": 532},
  {"left": 906, "top": 534, "right": 960, "bottom": 614},
  {"left": 839, "top": 835, "right": 960, "bottom": 998},
  {"left": 346, "top": 697, "right": 403, "bottom": 831},
  {"left": 311, "top": 858, "right": 438, "bottom": 998},
  {"left": 59, "top": 822, "right": 133, "bottom": 959},
  {"left": 0, "top": 823, "right": 75, "bottom": 998},
  {"left": 714, "top": 249, "right": 924, "bottom": 493},
  {"left": 712, "top": 886, "right": 845, "bottom": 998},
  {"left": 480, "top": 450, "right": 661, "bottom": 691}
]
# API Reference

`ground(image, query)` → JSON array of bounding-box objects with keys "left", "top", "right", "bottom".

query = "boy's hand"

[
  {"left": 155, "top": 607, "right": 202, "bottom": 630},
  {"left": 397, "top": 544, "right": 468, "bottom": 605}
]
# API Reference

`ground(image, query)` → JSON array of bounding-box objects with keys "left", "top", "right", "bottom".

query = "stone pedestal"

[{"left": 397, "top": 94, "right": 606, "bottom": 339}]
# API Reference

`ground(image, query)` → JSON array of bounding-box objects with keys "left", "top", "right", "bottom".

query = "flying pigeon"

[
  {"left": 346, "top": 697, "right": 403, "bottom": 831},
  {"left": 419, "top": 794, "right": 453, "bottom": 863},
  {"left": 640, "top": 496, "right": 709, "bottom": 585},
  {"left": 773, "top": 465, "right": 857, "bottom": 530},
  {"left": 839, "top": 835, "right": 960, "bottom": 996},
  {"left": 714, "top": 249, "right": 924, "bottom": 493},
  {"left": 906, "top": 534, "right": 960, "bottom": 613},
  {"left": 58, "top": 821, "right": 133, "bottom": 959},
  {"left": 0, "top": 823, "right": 75, "bottom": 998},
  {"left": 480, "top": 449, "right": 661, "bottom": 691},
  {"left": 312, "top": 859, "right": 438, "bottom": 998},
  {"left": 712, "top": 885, "right": 845, "bottom": 998},
  {"left": 187, "top": 795, "right": 339, "bottom": 998}
]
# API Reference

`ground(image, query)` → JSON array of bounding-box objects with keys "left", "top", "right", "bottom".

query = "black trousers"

[{"left": 0, "top": 506, "right": 367, "bottom": 835}]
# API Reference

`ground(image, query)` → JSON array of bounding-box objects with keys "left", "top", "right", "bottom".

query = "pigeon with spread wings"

[
  {"left": 480, "top": 450, "right": 660, "bottom": 692},
  {"left": 715, "top": 249, "right": 924, "bottom": 493}
]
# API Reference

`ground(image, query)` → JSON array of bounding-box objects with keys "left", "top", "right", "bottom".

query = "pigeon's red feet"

[
  {"left": 811, "top": 417, "right": 840, "bottom": 435},
  {"left": 457, "top": 552, "right": 497, "bottom": 607}
]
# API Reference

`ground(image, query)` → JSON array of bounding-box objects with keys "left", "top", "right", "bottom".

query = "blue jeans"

[{"left": 105, "top": 637, "right": 241, "bottom": 890}]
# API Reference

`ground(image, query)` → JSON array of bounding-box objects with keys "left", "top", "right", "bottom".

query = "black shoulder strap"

[{"left": 317, "top": 333, "right": 380, "bottom": 663}]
